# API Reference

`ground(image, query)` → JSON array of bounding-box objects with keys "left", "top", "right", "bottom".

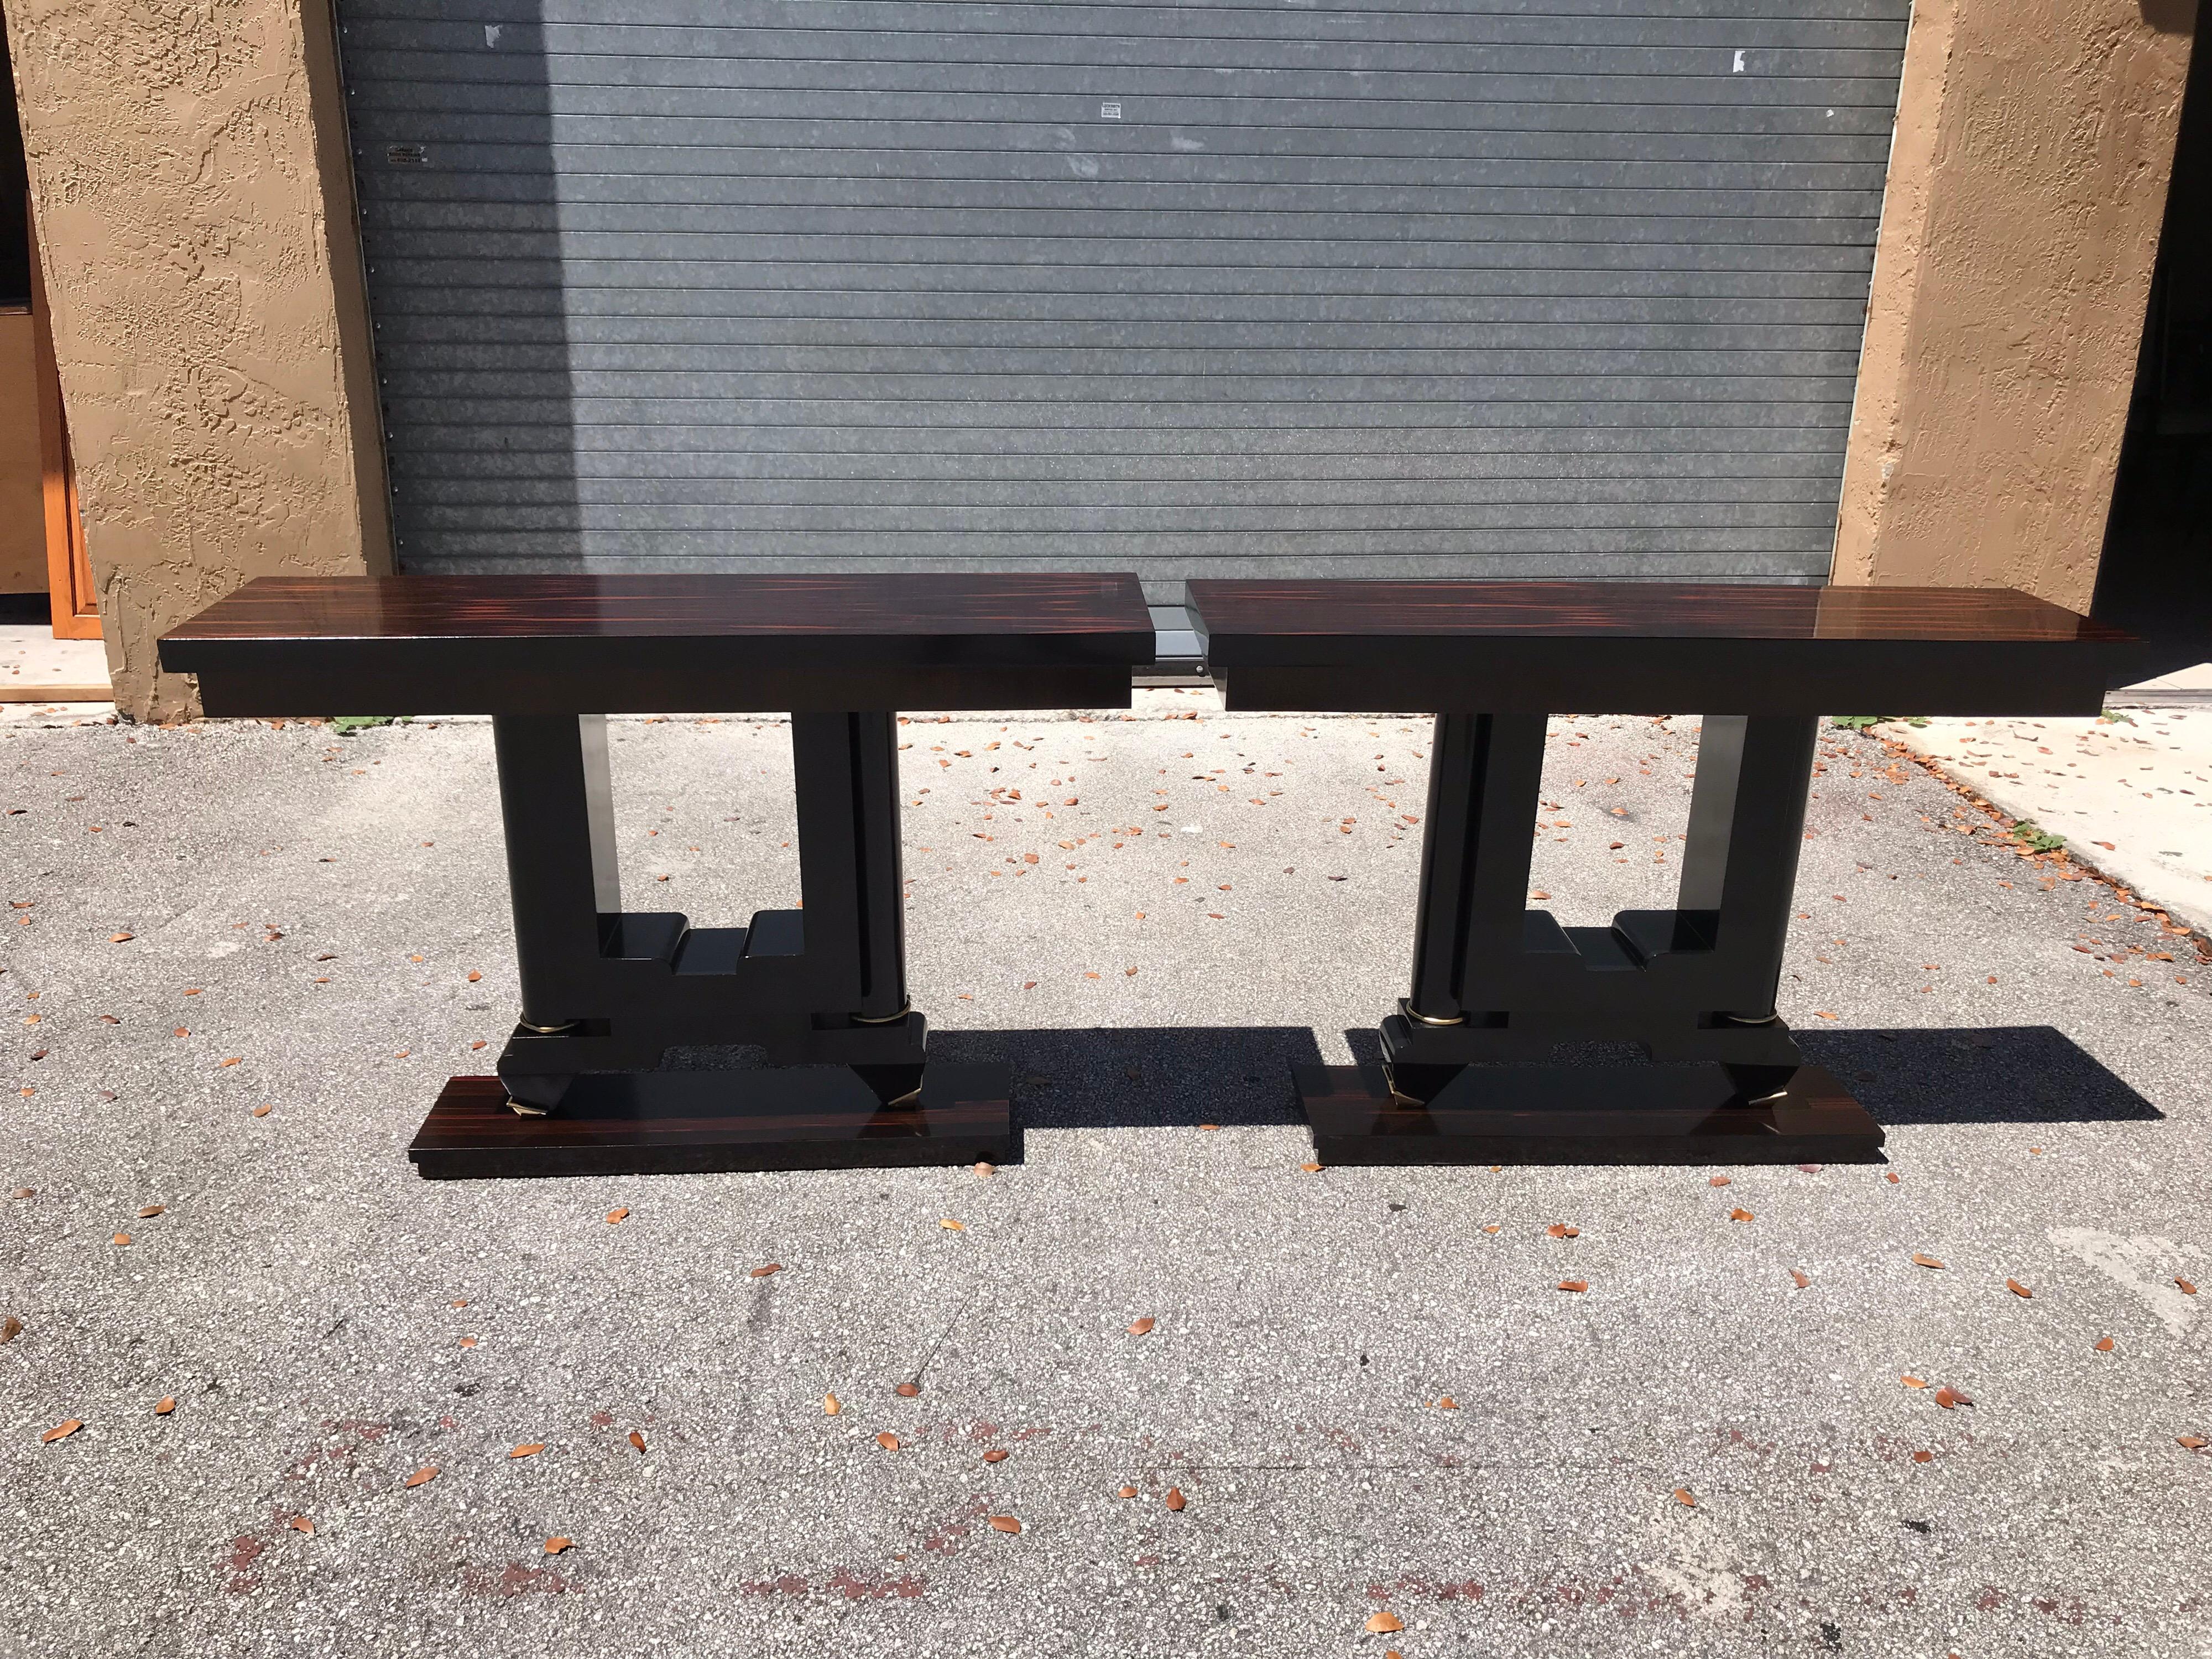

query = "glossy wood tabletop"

[
  {"left": 1188, "top": 580, "right": 2139, "bottom": 716},
  {"left": 161, "top": 573, "right": 1156, "bottom": 716}
]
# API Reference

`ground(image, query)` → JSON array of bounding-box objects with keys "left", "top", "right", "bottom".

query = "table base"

[
  {"left": 1295, "top": 1062, "right": 1882, "bottom": 1166},
  {"left": 408, "top": 1065, "right": 1011, "bottom": 1179}
]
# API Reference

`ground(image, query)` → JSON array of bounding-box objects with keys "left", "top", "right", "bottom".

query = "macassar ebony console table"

[
  {"left": 1188, "top": 581, "right": 2137, "bottom": 1166},
  {"left": 160, "top": 574, "right": 1154, "bottom": 1178}
]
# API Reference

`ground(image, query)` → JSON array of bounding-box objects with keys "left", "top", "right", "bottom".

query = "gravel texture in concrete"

[{"left": 2, "top": 705, "right": 2208, "bottom": 1659}]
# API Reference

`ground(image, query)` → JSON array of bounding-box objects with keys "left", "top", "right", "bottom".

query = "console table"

[
  {"left": 161, "top": 573, "right": 1155, "bottom": 1178},
  {"left": 1187, "top": 581, "right": 2136, "bottom": 1165}
]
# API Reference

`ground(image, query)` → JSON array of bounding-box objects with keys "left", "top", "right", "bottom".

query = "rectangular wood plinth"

[
  {"left": 1296, "top": 1063, "right": 1882, "bottom": 1166},
  {"left": 409, "top": 1065, "right": 1011, "bottom": 1179}
]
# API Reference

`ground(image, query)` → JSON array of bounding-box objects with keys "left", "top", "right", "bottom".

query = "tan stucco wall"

[
  {"left": 1835, "top": 0, "right": 2196, "bottom": 612},
  {"left": 3, "top": 0, "right": 389, "bottom": 721}
]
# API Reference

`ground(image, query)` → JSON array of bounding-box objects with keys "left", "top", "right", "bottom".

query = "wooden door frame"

[{"left": 27, "top": 190, "right": 93, "bottom": 639}]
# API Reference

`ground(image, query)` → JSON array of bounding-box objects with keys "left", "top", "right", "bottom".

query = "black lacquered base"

[
  {"left": 408, "top": 1063, "right": 1011, "bottom": 1179},
  {"left": 1296, "top": 1062, "right": 1882, "bottom": 1166}
]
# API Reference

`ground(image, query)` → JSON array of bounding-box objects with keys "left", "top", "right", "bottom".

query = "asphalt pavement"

[{"left": 2, "top": 702, "right": 2206, "bottom": 1658}]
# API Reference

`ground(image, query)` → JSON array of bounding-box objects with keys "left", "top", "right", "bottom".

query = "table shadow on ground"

[{"left": 925, "top": 1026, "right": 1321, "bottom": 1131}]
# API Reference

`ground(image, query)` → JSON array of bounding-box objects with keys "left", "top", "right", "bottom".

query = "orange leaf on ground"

[
  {"left": 153, "top": 1396, "right": 175, "bottom": 1415},
  {"left": 509, "top": 1442, "right": 545, "bottom": 1458},
  {"left": 1198, "top": 1124, "right": 1219, "bottom": 1132},
  {"left": 984, "top": 1448, "right": 1009, "bottom": 1463},
  {"left": 1365, "top": 1611, "right": 1405, "bottom": 1635},
  {"left": 988, "top": 1516, "right": 1022, "bottom": 1534},
  {"left": 0, "top": 1316, "right": 20, "bottom": 1343},
  {"left": 1933, "top": 1387, "right": 1963, "bottom": 1409},
  {"left": 404, "top": 1467, "right": 439, "bottom": 1488},
  {"left": 1885, "top": 1172, "right": 1900, "bottom": 1184},
  {"left": 1164, "top": 1488, "right": 1187, "bottom": 1511},
  {"left": 895, "top": 1382, "right": 921, "bottom": 1398},
  {"left": 290, "top": 1517, "right": 314, "bottom": 1535},
  {"left": 1911, "top": 1254, "right": 1944, "bottom": 1269},
  {"left": 1901, "top": 1376, "right": 1927, "bottom": 1388},
  {"left": 2007, "top": 1279, "right": 2032, "bottom": 1298},
  {"left": 459, "top": 1337, "right": 477, "bottom": 1349},
  {"left": 823, "top": 1394, "right": 841, "bottom": 1416},
  {"left": 1437, "top": 1396, "right": 1459, "bottom": 1410},
  {"left": 251, "top": 1105, "right": 273, "bottom": 1118},
  {"left": 877, "top": 1432, "right": 900, "bottom": 1451},
  {"left": 1912, "top": 1450, "right": 1934, "bottom": 1463},
  {"left": 604, "top": 1208, "right": 629, "bottom": 1225},
  {"left": 544, "top": 1537, "right": 574, "bottom": 1554},
  {"left": 109, "top": 933, "right": 132, "bottom": 943},
  {"left": 1558, "top": 1280, "right": 1588, "bottom": 1293},
  {"left": 1709, "top": 1176, "right": 1731, "bottom": 1187},
  {"left": 1482, "top": 1224, "right": 1501, "bottom": 1234},
  {"left": 940, "top": 1218, "right": 965, "bottom": 1231},
  {"left": 2179, "top": 1279, "right": 2199, "bottom": 1296},
  {"left": 1790, "top": 1270, "right": 1812, "bottom": 1290},
  {"left": 1729, "top": 1208, "right": 1755, "bottom": 1222},
  {"left": 218, "top": 1057, "right": 242, "bottom": 1068},
  {"left": 136, "top": 1204, "right": 165, "bottom": 1218},
  {"left": 749, "top": 1263, "right": 781, "bottom": 1277},
  {"left": 1118, "top": 1485, "right": 1139, "bottom": 1499},
  {"left": 467, "top": 971, "right": 482, "bottom": 983},
  {"left": 40, "top": 1420, "right": 82, "bottom": 1443},
  {"left": 111, "top": 1233, "right": 130, "bottom": 1247},
  {"left": 2178, "top": 1436, "right": 2208, "bottom": 1450},
  {"left": 2095, "top": 1337, "right": 2116, "bottom": 1353},
  {"left": 973, "top": 1161, "right": 996, "bottom": 1176},
  {"left": 1545, "top": 1223, "right": 1579, "bottom": 1238},
  {"left": 1128, "top": 1317, "right": 1156, "bottom": 1335},
  {"left": 628, "top": 1431, "right": 646, "bottom": 1453},
  {"left": 1673, "top": 1488, "right": 1696, "bottom": 1507},
  {"left": 1300, "top": 1161, "right": 1323, "bottom": 1173}
]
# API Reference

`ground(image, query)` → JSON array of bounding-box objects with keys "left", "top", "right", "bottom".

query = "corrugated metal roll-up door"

[{"left": 335, "top": 0, "right": 1911, "bottom": 592}]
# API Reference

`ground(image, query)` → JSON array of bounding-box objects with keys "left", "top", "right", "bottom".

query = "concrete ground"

[{"left": 2, "top": 700, "right": 2208, "bottom": 1659}]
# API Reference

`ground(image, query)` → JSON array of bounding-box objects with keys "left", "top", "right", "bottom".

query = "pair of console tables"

[{"left": 160, "top": 575, "right": 2130, "bottom": 1179}]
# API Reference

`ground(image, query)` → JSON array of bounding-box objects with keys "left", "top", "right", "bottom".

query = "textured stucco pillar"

[
  {"left": 3, "top": 0, "right": 390, "bottom": 721},
  {"left": 1834, "top": 0, "right": 2196, "bottom": 612}
]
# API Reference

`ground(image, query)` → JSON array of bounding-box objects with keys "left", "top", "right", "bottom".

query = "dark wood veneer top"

[
  {"left": 167, "top": 573, "right": 1154, "bottom": 651},
  {"left": 1188, "top": 581, "right": 2130, "bottom": 649}
]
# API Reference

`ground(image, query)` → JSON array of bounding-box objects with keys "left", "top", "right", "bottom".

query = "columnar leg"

[
  {"left": 1674, "top": 714, "right": 1820, "bottom": 1022},
  {"left": 791, "top": 712, "right": 909, "bottom": 1022},
  {"left": 1405, "top": 712, "right": 1548, "bottom": 1023},
  {"left": 492, "top": 713, "right": 618, "bottom": 1031}
]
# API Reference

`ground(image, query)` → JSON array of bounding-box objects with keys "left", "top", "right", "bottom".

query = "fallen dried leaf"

[
  {"left": 1673, "top": 1488, "right": 1696, "bottom": 1507},
  {"left": 895, "top": 1382, "right": 921, "bottom": 1398},
  {"left": 509, "top": 1442, "right": 545, "bottom": 1459},
  {"left": 1911, "top": 1449, "right": 1934, "bottom": 1463},
  {"left": 458, "top": 1337, "right": 477, "bottom": 1349},
  {"left": 1709, "top": 1175, "right": 1732, "bottom": 1187},
  {"left": 983, "top": 1448, "right": 1009, "bottom": 1463},
  {"left": 1128, "top": 1317, "right": 1156, "bottom": 1335},
  {"left": 1437, "top": 1395, "right": 1458, "bottom": 1410},
  {"left": 1933, "top": 1387, "right": 1961, "bottom": 1409},
  {"left": 153, "top": 1396, "right": 175, "bottom": 1415},
  {"left": 109, "top": 933, "right": 132, "bottom": 944},
  {"left": 544, "top": 1536, "right": 574, "bottom": 1554},
  {"left": 749, "top": 1263, "right": 781, "bottom": 1277},
  {"left": 0, "top": 1316, "right": 19, "bottom": 1342},
  {"left": 1118, "top": 1485, "right": 1139, "bottom": 1499},
  {"left": 1558, "top": 1279, "right": 1588, "bottom": 1293},
  {"left": 988, "top": 1515, "right": 1022, "bottom": 1534},
  {"left": 604, "top": 1207, "right": 629, "bottom": 1225},
  {"left": 1912, "top": 1253, "right": 1944, "bottom": 1269},
  {"left": 1481, "top": 1224, "right": 1501, "bottom": 1234},
  {"left": 290, "top": 1516, "right": 314, "bottom": 1535},
  {"left": 2179, "top": 1279, "right": 2199, "bottom": 1296},
  {"left": 823, "top": 1394, "right": 841, "bottom": 1416},
  {"left": 404, "top": 1466, "right": 438, "bottom": 1488},
  {"left": 2179, "top": 1436, "right": 2208, "bottom": 1450},
  {"left": 1885, "top": 1172, "right": 1901, "bottom": 1184},
  {"left": 40, "top": 1419, "right": 82, "bottom": 1443},
  {"left": 973, "top": 1160, "right": 996, "bottom": 1177},
  {"left": 111, "top": 1233, "right": 130, "bottom": 1247},
  {"left": 467, "top": 971, "right": 482, "bottom": 983},
  {"left": 628, "top": 1430, "right": 646, "bottom": 1453},
  {"left": 940, "top": 1218, "right": 965, "bottom": 1231},
  {"left": 1902, "top": 1375, "right": 1927, "bottom": 1388},
  {"left": 2095, "top": 1337, "right": 2115, "bottom": 1353},
  {"left": 1164, "top": 1488, "right": 1187, "bottom": 1512},
  {"left": 1790, "top": 1270, "right": 1812, "bottom": 1290},
  {"left": 2007, "top": 1278, "right": 2032, "bottom": 1297},
  {"left": 877, "top": 1432, "right": 900, "bottom": 1451},
  {"left": 1545, "top": 1223, "right": 1579, "bottom": 1239},
  {"left": 1365, "top": 1611, "right": 1404, "bottom": 1635},
  {"left": 136, "top": 1204, "right": 164, "bottom": 1219},
  {"left": 218, "top": 1057, "right": 241, "bottom": 1068},
  {"left": 1729, "top": 1208, "right": 1755, "bottom": 1223},
  {"left": 251, "top": 1104, "right": 273, "bottom": 1118},
  {"left": 1300, "top": 1161, "right": 1323, "bottom": 1173}
]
